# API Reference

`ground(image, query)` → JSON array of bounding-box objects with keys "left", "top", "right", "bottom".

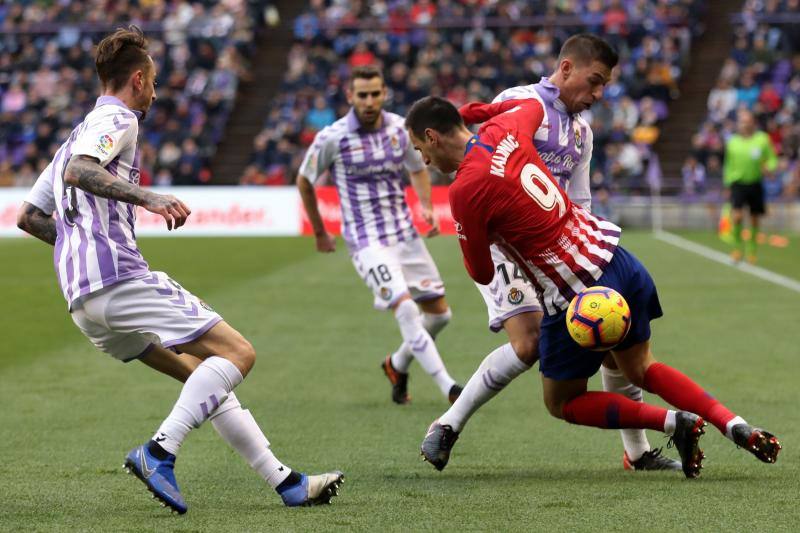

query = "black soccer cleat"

[
  {"left": 420, "top": 419, "right": 459, "bottom": 471},
  {"left": 623, "top": 448, "right": 682, "bottom": 471},
  {"left": 668, "top": 411, "right": 707, "bottom": 479},
  {"left": 731, "top": 424, "right": 782, "bottom": 464},
  {"left": 381, "top": 355, "right": 410, "bottom": 404}
]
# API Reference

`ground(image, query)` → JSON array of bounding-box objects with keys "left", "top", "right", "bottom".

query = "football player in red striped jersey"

[{"left": 407, "top": 96, "right": 781, "bottom": 478}]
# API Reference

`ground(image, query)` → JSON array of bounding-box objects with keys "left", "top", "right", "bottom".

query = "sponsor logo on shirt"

[
  {"left": 96, "top": 134, "right": 114, "bottom": 156},
  {"left": 345, "top": 161, "right": 403, "bottom": 176},
  {"left": 454, "top": 220, "right": 466, "bottom": 241},
  {"left": 539, "top": 150, "right": 576, "bottom": 172}
]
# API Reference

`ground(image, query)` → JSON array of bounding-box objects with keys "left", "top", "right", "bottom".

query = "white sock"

[
  {"left": 601, "top": 365, "right": 651, "bottom": 460},
  {"left": 664, "top": 410, "right": 677, "bottom": 435},
  {"left": 394, "top": 299, "right": 455, "bottom": 396},
  {"left": 210, "top": 392, "right": 291, "bottom": 488},
  {"left": 390, "top": 308, "right": 452, "bottom": 373},
  {"left": 423, "top": 308, "right": 452, "bottom": 338},
  {"left": 438, "top": 343, "right": 530, "bottom": 432},
  {"left": 153, "top": 356, "right": 243, "bottom": 455},
  {"left": 724, "top": 416, "right": 747, "bottom": 441}
]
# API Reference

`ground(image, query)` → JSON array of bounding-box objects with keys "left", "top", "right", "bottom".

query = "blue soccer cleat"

[
  {"left": 278, "top": 471, "right": 345, "bottom": 507},
  {"left": 123, "top": 443, "right": 187, "bottom": 515}
]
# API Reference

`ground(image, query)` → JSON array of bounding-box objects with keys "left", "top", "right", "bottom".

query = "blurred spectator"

[
  {"left": 707, "top": 79, "right": 738, "bottom": 122},
  {"left": 681, "top": 155, "right": 706, "bottom": 196},
  {"left": 305, "top": 96, "right": 336, "bottom": 130}
]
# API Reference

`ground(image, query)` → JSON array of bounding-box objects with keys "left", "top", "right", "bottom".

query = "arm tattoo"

[
  {"left": 19, "top": 203, "right": 57, "bottom": 246},
  {"left": 67, "top": 156, "right": 151, "bottom": 206}
]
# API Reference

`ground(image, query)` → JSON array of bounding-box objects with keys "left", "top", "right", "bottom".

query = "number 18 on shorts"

[{"left": 351, "top": 239, "right": 445, "bottom": 310}]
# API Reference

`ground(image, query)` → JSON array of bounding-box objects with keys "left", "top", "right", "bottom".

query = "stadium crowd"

[
  {"left": 4, "top": 0, "right": 798, "bottom": 200},
  {"left": 241, "top": 0, "right": 705, "bottom": 192},
  {"left": 690, "top": 0, "right": 800, "bottom": 199},
  {"left": 0, "top": 0, "right": 276, "bottom": 187}
]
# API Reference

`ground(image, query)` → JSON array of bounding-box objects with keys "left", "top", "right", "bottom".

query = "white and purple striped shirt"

[
  {"left": 299, "top": 109, "right": 425, "bottom": 252},
  {"left": 28, "top": 95, "right": 149, "bottom": 308},
  {"left": 494, "top": 78, "right": 593, "bottom": 211}
]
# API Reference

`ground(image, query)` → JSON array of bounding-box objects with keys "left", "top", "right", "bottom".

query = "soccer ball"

[{"left": 566, "top": 286, "right": 631, "bottom": 351}]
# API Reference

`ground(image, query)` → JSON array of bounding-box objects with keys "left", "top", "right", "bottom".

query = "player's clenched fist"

[{"left": 315, "top": 232, "right": 336, "bottom": 253}]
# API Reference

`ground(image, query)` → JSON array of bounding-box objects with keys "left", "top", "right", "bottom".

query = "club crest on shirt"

[
  {"left": 574, "top": 125, "right": 583, "bottom": 150},
  {"left": 198, "top": 299, "right": 215, "bottom": 312},
  {"left": 380, "top": 287, "right": 393, "bottom": 301},
  {"left": 507, "top": 287, "right": 524, "bottom": 305},
  {"left": 390, "top": 135, "right": 400, "bottom": 149},
  {"left": 96, "top": 134, "right": 114, "bottom": 156}
]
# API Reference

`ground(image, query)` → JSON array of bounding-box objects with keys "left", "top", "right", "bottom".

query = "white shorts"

[
  {"left": 70, "top": 271, "right": 222, "bottom": 362},
  {"left": 475, "top": 244, "right": 542, "bottom": 332},
  {"left": 352, "top": 237, "right": 445, "bottom": 310}
]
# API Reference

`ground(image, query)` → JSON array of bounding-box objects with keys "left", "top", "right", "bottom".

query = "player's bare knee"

[
  {"left": 230, "top": 338, "right": 256, "bottom": 375},
  {"left": 625, "top": 369, "right": 647, "bottom": 389},
  {"left": 543, "top": 396, "right": 566, "bottom": 420},
  {"left": 510, "top": 334, "right": 539, "bottom": 366}
]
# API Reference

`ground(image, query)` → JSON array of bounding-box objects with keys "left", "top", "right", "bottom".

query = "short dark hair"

[
  {"left": 405, "top": 96, "right": 464, "bottom": 140},
  {"left": 349, "top": 65, "right": 384, "bottom": 88},
  {"left": 558, "top": 34, "right": 618, "bottom": 69},
  {"left": 95, "top": 25, "right": 150, "bottom": 91}
]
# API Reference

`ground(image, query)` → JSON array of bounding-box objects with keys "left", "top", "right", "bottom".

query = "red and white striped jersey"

[{"left": 449, "top": 99, "right": 621, "bottom": 315}]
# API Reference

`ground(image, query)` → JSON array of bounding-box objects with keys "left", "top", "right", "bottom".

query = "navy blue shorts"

[{"left": 538, "top": 246, "right": 663, "bottom": 381}]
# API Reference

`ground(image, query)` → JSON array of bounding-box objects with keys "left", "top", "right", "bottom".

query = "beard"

[{"left": 356, "top": 109, "right": 381, "bottom": 129}]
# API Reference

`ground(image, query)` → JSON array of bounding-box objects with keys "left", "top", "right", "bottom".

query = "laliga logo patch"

[
  {"left": 96, "top": 134, "right": 114, "bottom": 155},
  {"left": 574, "top": 126, "right": 582, "bottom": 149},
  {"left": 380, "top": 287, "right": 393, "bottom": 301},
  {"left": 390, "top": 135, "right": 399, "bottom": 148},
  {"left": 507, "top": 287, "right": 524, "bottom": 305}
]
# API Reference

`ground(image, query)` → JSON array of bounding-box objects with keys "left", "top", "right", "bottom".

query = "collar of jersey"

[
  {"left": 94, "top": 95, "right": 143, "bottom": 119},
  {"left": 535, "top": 77, "right": 568, "bottom": 114},
  {"left": 465, "top": 135, "right": 494, "bottom": 155}
]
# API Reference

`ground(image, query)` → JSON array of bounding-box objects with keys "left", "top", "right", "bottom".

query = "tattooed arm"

[
  {"left": 65, "top": 155, "right": 191, "bottom": 230},
  {"left": 17, "top": 202, "right": 57, "bottom": 245}
]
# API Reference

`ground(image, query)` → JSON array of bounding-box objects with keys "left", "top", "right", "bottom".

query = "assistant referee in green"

[{"left": 723, "top": 109, "right": 777, "bottom": 263}]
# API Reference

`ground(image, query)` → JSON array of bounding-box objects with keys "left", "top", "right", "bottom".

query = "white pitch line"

[{"left": 654, "top": 230, "right": 800, "bottom": 294}]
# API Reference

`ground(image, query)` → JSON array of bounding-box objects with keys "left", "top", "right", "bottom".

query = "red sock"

[
  {"left": 562, "top": 391, "right": 668, "bottom": 431},
  {"left": 643, "top": 362, "right": 735, "bottom": 434}
]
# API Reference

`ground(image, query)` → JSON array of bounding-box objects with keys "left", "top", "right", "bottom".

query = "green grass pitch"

[{"left": 1, "top": 232, "right": 797, "bottom": 531}]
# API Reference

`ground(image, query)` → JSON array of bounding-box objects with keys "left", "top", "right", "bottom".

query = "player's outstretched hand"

[
  {"left": 144, "top": 192, "right": 192, "bottom": 231},
  {"left": 315, "top": 232, "right": 336, "bottom": 253}
]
